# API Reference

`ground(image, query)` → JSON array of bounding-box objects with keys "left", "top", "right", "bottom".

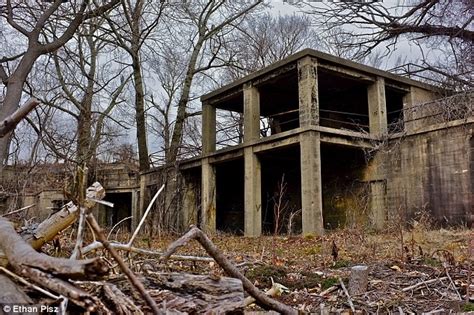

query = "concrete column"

[
  {"left": 243, "top": 83, "right": 260, "bottom": 142},
  {"left": 298, "top": 56, "right": 319, "bottom": 127},
  {"left": 369, "top": 180, "right": 386, "bottom": 230},
  {"left": 368, "top": 77, "right": 387, "bottom": 136},
  {"left": 201, "top": 158, "right": 216, "bottom": 232},
  {"left": 300, "top": 131, "right": 324, "bottom": 235},
  {"left": 131, "top": 188, "right": 140, "bottom": 229},
  {"left": 202, "top": 102, "right": 216, "bottom": 153},
  {"left": 243, "top": 83, "right": 262, "bottom": 236},
  {"left": 134, "top": 174, "right": 147, "bottom": 229},
  {"left": 182, "top": 177, "right": 198, "bottom": 229},
  {"left": 244, "top": 147, "right": 261, "bottom": 237}
]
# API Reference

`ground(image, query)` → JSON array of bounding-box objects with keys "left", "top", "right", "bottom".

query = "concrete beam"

[
  {"left": 298, "top": 56, "right": 319, "bottom": 127},
  {"left": 299, "top": 131, "right": 324, "bottom": 235},
  {"left": 243, "top": 83, "right": 260, "bottom": 142},
  {"left": 368, "top": 77, "right": 388, "bottom": 136},
  {"left": 202, "top": 102, "right": 216, "bottom": 154},
  {"left": 244, "top": 147, "right": 262, "bottom": 237},
  {"left": 201, "top": 158, "right": 216, "bottom": 232}
]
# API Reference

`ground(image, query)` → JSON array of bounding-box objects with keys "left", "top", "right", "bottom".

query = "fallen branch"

[
  {"left": 0, "top": 98, "right": 39, "bottom": 137},
  {"left": 339, "top": 278, "right": 355, "bottom": 313},
  {"left": 144, "top": 271, "right": 244, "bottom": 313},
  {"left": 128, "top": 184, "right": 165, "bottom": 247},
  {"left": 1, "top": 204, "right": 35, "bottom": 217},
  {"left": 82, "top": 240, "right": 214, "bottom": 262},
  {"left": 86, "top": 214, "right": 163, "bottom": 315},
  {"left": 0, "top": 217, "right": 108, "bottom": 279},
  {"left": 161, "top": 226, "right": 298, "bottom": 315},
  {"left": 402, "top": 276, "right": 448, "bottom": 292}
]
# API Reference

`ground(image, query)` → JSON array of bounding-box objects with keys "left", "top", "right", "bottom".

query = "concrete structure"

[
  {"left": 1, "top": 49, "right": 472, "bottom": 235},
  {"left": 0, "top": 163, "right": 140, "bottom": 230},
  {"left": 180, "top": 49, "right": 473, "bottom": 236}
]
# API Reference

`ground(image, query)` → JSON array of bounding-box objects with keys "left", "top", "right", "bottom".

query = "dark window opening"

[
  {"left": 318, "top": 69, "right": 370, "bottom": 132},
  {"left": 260, "top": 145, "right": 301, "bottom": 235},
  {"left": 216, "top": 159, "right": 244, "bottom": 234}
]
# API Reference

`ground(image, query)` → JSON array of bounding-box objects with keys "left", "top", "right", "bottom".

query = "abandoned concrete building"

[
  {"left": 1, "top": 49, "right": 472, "bottom": 235},
  {"left": 173, "top": 49, "right": 473, "bottom": 236}
]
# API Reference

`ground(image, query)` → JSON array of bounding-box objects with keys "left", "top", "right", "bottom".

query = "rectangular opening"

[
  {"left": 215, "top": 158, "right": 244, "bottom": 234},
  {"left": 99, "top": 192, "right": 132, "bottom": 231},
  {"left": 318, "top": 69, "right": 370, "bottom": 132},
  {"left": 260, "top": 145, "right": 301, "bottom": 235},
  {"left": 386, "top": 85, "right": 406, "bottom": 132},
  {"left": 216, "top": 108, "right": 243, "bottom": 150},
  {"left": 258, "top": 67, "right": 299, "bottom": 138},
  {"left": 320, "top": 143, "right": 368, "bottom": 229}
]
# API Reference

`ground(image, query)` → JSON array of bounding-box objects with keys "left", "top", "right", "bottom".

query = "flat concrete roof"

[{"left": 201, "top": 48, "right": 441, "bottom": 102}]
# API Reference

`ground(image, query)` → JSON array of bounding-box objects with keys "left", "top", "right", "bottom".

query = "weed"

[
  {"left": 332, "top": 259, "right": 351, "bottom": 269},
  {"left": 321, "top": 277, "right": 339, "bottom": 290},
  {"left": 462, "top": 303, "right": 474, "bottom": 312}
]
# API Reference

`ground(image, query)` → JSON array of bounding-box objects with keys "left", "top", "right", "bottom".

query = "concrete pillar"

[
  {"left": 182, "top": 177, "right": 198, "bottom": 229},
  {"left": 202, "top": 102, "right": 216, "bottom": 153},
  {"left": 243, "top": 83, "right": 260, "bottom": 142},
  {"left": 369, "top": 180, "right": 386, "bottom": 229},
  {"left": 244, "top": 147, "right": 261, "bottom": 236},
  {"left": 134, "top": 174, "right": 147, "bottom": 229},
  {"left": 298, "top": 56, "right": 323, "bottom": 235},
  {"left": 201, "top": 158, "right": 216, "bottom": 232},
  {"left": 298, "top": 56, "right": 319, "bottom": 127},
  {"left": 299, "top": 131, "right": 324, "bottom": 235},
  {"left": 131, "top": 188, "right": 140, "bottom": 229},
  {"left": 368, "top": 77, "right": 387, "bottom": 136},
  {"left": 243, "top": 83, "right": 262, "bottom": 236}
]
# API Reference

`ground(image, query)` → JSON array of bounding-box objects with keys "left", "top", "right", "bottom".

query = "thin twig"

[
  {"left": 445, "top": 268, "right": 462, "bottom": 300},
  {"left": 128, "top": 184, "right": 165, "bottom": 247},
  {"left": 86, "top": 215, "right": 163, "bottom": 315},
  {"left": 1, "top": 204, "right": 35, "bottom": 217},
  {"left": 339, "top": 278, "right": 355, "bottom": 313},
  {"left": 107, "top": 216, "right": 132, "bottom": 240},
  {"left": 402, "top": 276, "right": 448, "bottom": 292},
  {"left": 82, "top": 240, "right": 214, "bottom": 262}
]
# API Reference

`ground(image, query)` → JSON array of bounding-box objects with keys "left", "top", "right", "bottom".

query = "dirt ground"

[{"left": 89, "top": 225, "right": 473, "bottom": 313}]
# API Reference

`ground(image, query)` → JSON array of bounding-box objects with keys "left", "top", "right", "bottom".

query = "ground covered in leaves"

[{"left": 87, "top": 225, "right": 474, "bottom": 314}]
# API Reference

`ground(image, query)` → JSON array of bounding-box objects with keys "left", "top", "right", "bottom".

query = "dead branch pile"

[{"left": 0, "top": 182, "right": 298, "bottom": 314}]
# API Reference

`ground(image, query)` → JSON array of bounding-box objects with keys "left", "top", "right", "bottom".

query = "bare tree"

[
  {"left": 145, "top": 0, "right": 264, "bottom": 232},
  {"left": 100, "top": 0, "right": 166, "bottom": 172},
  {"left": 224, "top": 12, "right": 319, "bottom": 80},
  {"left": 300, "top": 0, "right": 473, "bottom": 89},
  {"left": 0, "top": 0, "right": 120, "bottom": 167}
]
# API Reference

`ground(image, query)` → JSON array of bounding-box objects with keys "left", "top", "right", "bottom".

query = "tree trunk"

[
  {"left": 0, "top": 50, "right": 40, "bottom": 165},
  {"left": 132, "top": 55, "right": 150, "bottom": 172}
]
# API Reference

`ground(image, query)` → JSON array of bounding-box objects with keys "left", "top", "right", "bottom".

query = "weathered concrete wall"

[{"left": 367, "top": 123, "right": 473, "bottom": 226}]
